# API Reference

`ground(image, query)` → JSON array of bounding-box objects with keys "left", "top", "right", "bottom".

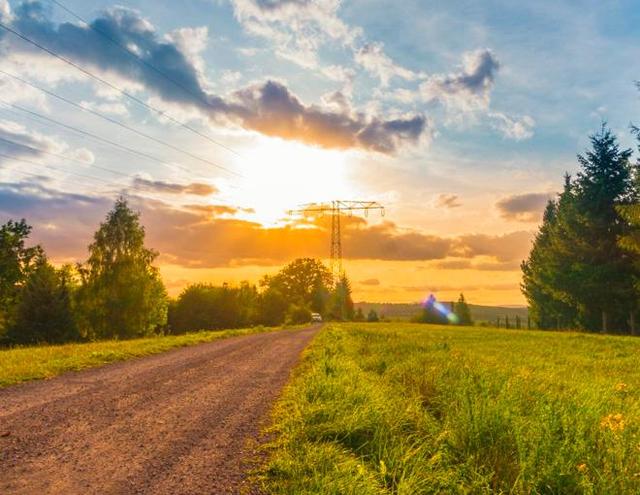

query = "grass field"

[
  {"left": 262, "top": 323, "right": 640, "bottom": 494},
  {"left": 0, "top": 325, "right": 282, "bottom": 388}
]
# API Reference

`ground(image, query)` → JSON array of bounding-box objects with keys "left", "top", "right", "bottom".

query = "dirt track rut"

[{"left": 0, "top": 325, "right": 319, "bottom": 494}]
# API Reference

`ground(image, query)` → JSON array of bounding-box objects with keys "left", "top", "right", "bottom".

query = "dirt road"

[{"left": 0, "top": 325, "right": 319, "bottom": 494}]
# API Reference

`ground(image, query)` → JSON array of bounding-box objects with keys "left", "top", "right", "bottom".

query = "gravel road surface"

[{"left": 0, "top": 325, "right": 319, "bottom": 494}]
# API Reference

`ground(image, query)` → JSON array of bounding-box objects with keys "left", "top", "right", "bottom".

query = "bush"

[
  {"left": 287, "top": 304, "right": 312, "bottom": 325},
  {"left": 6, "top": 261, "right": 80, "bottom": 345}
]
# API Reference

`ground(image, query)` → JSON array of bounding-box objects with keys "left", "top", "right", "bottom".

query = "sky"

[{"left": 1, "top": 0, "right": 639, "bottom": 305}]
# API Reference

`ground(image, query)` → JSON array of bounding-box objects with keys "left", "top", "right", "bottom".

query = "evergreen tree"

[
  {"left": 354, "top": 307, "right": 365, "bottom": 321},
  {"left": 571, "top": 125, "right": 634, "bottom": 331},
  {"left": 367, "top": 309, "right": 379, "bottom": 322},
  {"left": 522, "top": 125, "right": 635, "bottom": 332},
  {"left": 77, "top": 199, "right": 167, "bottom": 339},
  {"left": 454, "top": 293, "right": 473, "bottom": 326},
  {"left": 330, "top": 274, "right": 354, "bottom": 321},
  {"left": 6, "top": 260, "right": 79, "bottom": 344}
]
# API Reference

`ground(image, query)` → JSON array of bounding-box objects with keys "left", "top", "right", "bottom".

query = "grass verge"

[
  {"left": 0, "top": 325, "right": 287, "bottom": 388},
  {"left": 260, "top": 322, "right": 640, "bottom": 494}
]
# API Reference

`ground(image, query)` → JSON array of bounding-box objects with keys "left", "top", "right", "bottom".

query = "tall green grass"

[
  {"left": 262, "top": 323, "right": 640, "bottom": 494},
  {"left": 0, "top": 326, "right": 281, "bottom": 388}
]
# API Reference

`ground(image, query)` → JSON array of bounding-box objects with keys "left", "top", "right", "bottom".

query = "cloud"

[
  {"left": 433, "top": 258, "right": 521, "bottom": 271},
  {"left": 1, "top": 3, "right": 427, "bottom": 153},
  {"left": 496, "top": 192, "right": 555, "bottom": 222},
  {"left": 489, "top": 112, "right": 535, "bottom": 140},
  {"left": 355, "top": 42, "right": 416, "bottom": 87},
  {"left": 433, "top": 193, "right": 461, "bottom": 209},
  {"left": 131, "top": 177, "right": 218, "bottom": 196},
  {"left": 80, "top": 100, "right": 129, "bottom": 117},
  {"left": 229, "top": 80, "right": 428, "bottom": 152},
  {"left": 230, "top": 0, "right": 359, "bottom": 68},
  {"left": 433, "top": 259, "right": 472, "bottom": 270},
  {"left": 359, "top": 278, "right": 380, "bottom": 286},
  {"left": 420, "top": 49, "right": 500, "bottom": 110},
  {"left": 0, "top": 0, "right": 11, "bottom": 22},
  {"left": 0, "top": 120, "right": 92, "bottom": 164},
  {"left": 0, "top": 183, "right": 535, "bottom": 268},
  {"left": 455, "top": 231, "right": 534, "bottom": 262}
]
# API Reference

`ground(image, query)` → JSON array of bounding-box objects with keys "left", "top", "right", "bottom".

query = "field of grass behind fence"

[
  {"left": 262, "top": 322, "right": 640, "bottom": 494},
  {"left": 0, "top": 326, "right": 281, "bottom": 388}
]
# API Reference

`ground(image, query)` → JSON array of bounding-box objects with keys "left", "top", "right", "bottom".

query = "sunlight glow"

[{"left": 230, "top": 137, "right": 356, "bottom": 226}]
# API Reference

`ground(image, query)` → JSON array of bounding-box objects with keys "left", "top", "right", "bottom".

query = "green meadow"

[{"left": 262, "top": 323, "right": 640, "bottom": 494}]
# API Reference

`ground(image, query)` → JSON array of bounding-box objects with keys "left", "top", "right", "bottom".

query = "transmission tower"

[{"left": 289, "top": 200, "right": 385, "bottom": 281}]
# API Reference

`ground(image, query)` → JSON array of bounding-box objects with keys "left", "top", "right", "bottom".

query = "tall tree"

[
  {"left": 0, "top": 219, "right": 44, "bottom": 332},
  {"left": 571, "top": 125, "right": 634, "bottom": 331},
  {"left": 522, "top": 184, "right": 579, "bottom": 329},
  {"left": 454, "top": 293, "right": 473, "bottom": 326},
  {"left": 6, "top": 260, "right": 79, "bottom": 344},
  {"left": 77, "top": 199, "right": 167, "bottom": 339},
  {"left": 522, "top": 125, "right": 635, "bottom": 332},
  {"left": 330, "top": 274, "right": 355, "bottom": 321},
  {"left": 263, "top": 258, "right": 332, "bottom": 312}
]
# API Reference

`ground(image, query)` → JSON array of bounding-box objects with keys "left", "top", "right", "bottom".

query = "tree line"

[
  {"left": 522, "top": 118, "right": 640, "bottom": 333},
  {"left": 0, "top": 199, "right": 356, "bottom": 345}
]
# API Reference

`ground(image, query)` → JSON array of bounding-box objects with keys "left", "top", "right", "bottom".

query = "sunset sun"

[{"left": 232, "top": 137, "right": 356, "bottom": 225}]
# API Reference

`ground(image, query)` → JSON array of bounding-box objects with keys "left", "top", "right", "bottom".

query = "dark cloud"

[
  {"left": 433, "top": 258, "right": 521, "bottom": 271},
  {"left": 229, "top": 80, "right": 427, "bottom": 152},
  {"left": 359, "top": 278, "right": 380, "bottom": 286},
  {"left": 455, "top": 231, "right": 534, "bottom": 263},
  {"left": 131, "top": 178, "right": 218, "bottom": 196},
  {"left": 434, "top": 259, "right": 472, "bottom": 270},
  {"left": 3, "top": 2, "right": 428, "bottom": 153},
  {"left": 421, "top": 49, "right": 499, "bottom": 108},
  {"left": 0, "top": 183, "right": 533, "bottom": 268},
  {"left": 434, "top": 193, "right": 461, "bottom": 209},
  {"left": 0, "top": 121, "right": 59, "bottom": 162},
  {"left": 496, "top": 192, "right": 555, "bottom": 222}
]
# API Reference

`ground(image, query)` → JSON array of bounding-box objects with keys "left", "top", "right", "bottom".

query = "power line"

[
  {"left": 0, "top": 134, "right": 130, "bottom": 179},
  {"left": 0, "top": 99, "right": 192, "bottom": 175},
  {"left": 0, "top": 67, "right": 242, "bottom": 179},
  {"left": 0, "top": 148, "right": 229, "bottom": 201},
  {"left": 47, "top": 0, "right": 243, "bottom": 159},
  {"left": 0, "top": 101, "right": 242, "bottom": 191},
  {"left": 0, "top": 150, "right": 114, "bottom": 186},
  {"left": 0, "top": 17, "right": 244, "bottom": 166}
]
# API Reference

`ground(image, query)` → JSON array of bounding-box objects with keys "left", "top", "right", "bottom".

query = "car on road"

[{"left": 311, "top": 313, "right": 323, "bottom": 323}]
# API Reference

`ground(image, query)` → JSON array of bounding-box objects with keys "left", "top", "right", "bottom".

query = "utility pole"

[{"left": 289, "top": 200, "right": 385, "bottom": 282}]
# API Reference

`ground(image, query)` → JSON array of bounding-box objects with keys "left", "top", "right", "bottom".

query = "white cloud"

[
  {"left": 230, "top": 0, "right": 360, "bottom": 69},
  {"left": 354, "top": 42, "right": 416, "bottom": 87},
  {"left": 80, "top": 100, "right": 129, "bottom": 117},
  {"left": 489, "top": 112, "right": 535, "bottom": 141},
  {"left": 0, "top": 0, "right": 11, "bottom": 22},
  {"left": 0, "top": 120, "right": 94, "bottom": 166}
]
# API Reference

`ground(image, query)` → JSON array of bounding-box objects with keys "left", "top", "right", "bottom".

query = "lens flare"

[{"left": 422, "top": 294, "right": 460, "bottom": 324}]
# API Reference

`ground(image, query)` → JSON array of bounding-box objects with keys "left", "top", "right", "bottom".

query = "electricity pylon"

[{"left": 289, "top": 200, "right": 385, "bottom": 281}]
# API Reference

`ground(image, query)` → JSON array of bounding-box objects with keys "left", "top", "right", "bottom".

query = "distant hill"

[{"left": 354, "top": 302, "right": 529, "bottom": 324}]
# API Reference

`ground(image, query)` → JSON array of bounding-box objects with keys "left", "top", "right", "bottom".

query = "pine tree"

[
  {"left": 522, "top": 125, "right": 635, "bottom": 332},
  {"left": 454, "top": 293, "right": 473, "bottom": 326},
  {"left": 6, "top": 260, "right": 79, "bottom": 344},
  {"left": 330, "top": 274, "right": 354, "bottom": 321}
]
